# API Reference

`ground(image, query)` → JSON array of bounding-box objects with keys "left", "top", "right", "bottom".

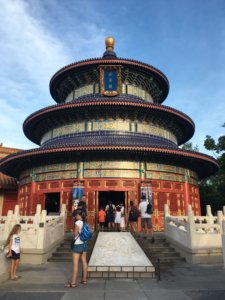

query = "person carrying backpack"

[
  {"left": 65, "top": 209, "right": 88, "bottom": 288},
  {"left": 138, "top": 195, "right": 154, "bottom": 243},
  {"left": 105, "top": 201, "right": 115, "bottom": 231},
  {"left": 128, "top": 200, "right": 139, "bottom": 232}
]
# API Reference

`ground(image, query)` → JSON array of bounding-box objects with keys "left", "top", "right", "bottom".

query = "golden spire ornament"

[{"left": 105, "top": 37, "right": 115, "bottom": 51}]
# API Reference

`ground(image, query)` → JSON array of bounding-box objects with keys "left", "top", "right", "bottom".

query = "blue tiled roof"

[
  {"left": 40, "top": 131, "right": 177, "bottom": 150},
  {"left": 70, "top": 94, "right": 146, "bottom": 104}
]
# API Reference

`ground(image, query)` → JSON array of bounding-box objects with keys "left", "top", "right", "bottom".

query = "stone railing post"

[
  {"left": 12, "top": 205, "right": 20, "bottom": 225},
  {"left": 41, "top": 210, "right": 47, "bottom": 223},
  {"left": 217, "top": 211, "right": 223, "bottom": 233},
  {"left": 36, "top": 210, "right": 47, "bottom": 249},
  {"left": 206, "top": 205, "right": 212, "bottom": 216},
  {"left": 187, "top": 205, "right": 195, "bottom": 248},
  {"left": 3, "top": 210, "right": 13, "bottom": 240},
  {"left": 33, "top": 204, "right": 42, "bottom": 224},
  {"left": 164, "top": 204, "right": 170, "bottom": 236},
  {"left": 206, "top": 205, "right": 214, "bottom": 224},
  {"left": 222, "top": 220, "right": 225, "bottom": 235},
  {"left": 36, "top": 204, "right": 41, "bottom": 215}
]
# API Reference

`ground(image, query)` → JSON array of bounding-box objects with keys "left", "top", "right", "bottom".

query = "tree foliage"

[
  {"left": 200, "top": 129, "right": 225, "bottom": 215},
  {"left": 181, "top": 142, "right": 199, "bottom": 152}
]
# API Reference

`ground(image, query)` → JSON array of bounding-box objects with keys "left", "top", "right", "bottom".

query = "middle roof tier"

[{"left": 23, "top": 95, "right": 195, "bottom": 146}]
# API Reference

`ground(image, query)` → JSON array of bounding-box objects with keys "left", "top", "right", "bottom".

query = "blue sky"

[{"left": 0, "top": 0, "right": 225, "bottom": 155}]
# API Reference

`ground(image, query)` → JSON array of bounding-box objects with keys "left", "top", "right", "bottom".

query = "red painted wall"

[{"left": 17, "top": 178, "right": 201, "bottom": 231}]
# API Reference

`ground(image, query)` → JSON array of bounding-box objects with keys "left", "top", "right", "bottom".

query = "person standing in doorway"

[
  {"left": 138, "top": 195, "right": 154, "bottom": 242},
  {"left": 98, "top": 207, "right": 106, "bottom": 232},
  {"left": 114, "top": 205, "right": 121, "bottom": 231},
  {"left": 128, "top": 200, "right": 139, "bottom": 232},
  {"left": 105, "top": 201, "right": 115, "bottom": 231},
  {"left": 120, "top": 203, "right": 126, "bottom": 232}
]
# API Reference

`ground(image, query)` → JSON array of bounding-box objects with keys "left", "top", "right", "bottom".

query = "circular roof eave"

[
  {"left": 0, "top": 146, "right": 218, "bottom": 180},
  {"left": 49, "top": 58, "right": 169, "bottom": 103},
  {"left": 23, "top": 100, "right": 195, "bottom": 146}
]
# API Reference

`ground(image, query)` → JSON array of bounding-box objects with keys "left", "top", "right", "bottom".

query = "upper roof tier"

[{"left": 50, "top": 37, "right": 169, "bottom": 104}]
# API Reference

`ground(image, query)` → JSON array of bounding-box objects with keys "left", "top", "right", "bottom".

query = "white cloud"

[{"left": 0, "top": 0, "right": 106, "bottom": 149}]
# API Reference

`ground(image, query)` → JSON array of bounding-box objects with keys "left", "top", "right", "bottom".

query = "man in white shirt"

[{"left": 138, "top": 195, "right": 154, "bottom": 242}]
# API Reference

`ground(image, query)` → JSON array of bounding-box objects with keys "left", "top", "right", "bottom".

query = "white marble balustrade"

[
  {"left": 0, "top": 204, "right": 67, "bottom": 264},
  {"left": 164, "top": 204, "right": 225, "bottom": 264}
]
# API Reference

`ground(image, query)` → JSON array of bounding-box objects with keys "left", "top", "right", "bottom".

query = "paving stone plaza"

[{"left": 1, "top": 260, "right": 225, "bottom": 300}]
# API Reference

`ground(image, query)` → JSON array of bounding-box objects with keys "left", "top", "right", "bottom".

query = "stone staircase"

[
  {"left": 133, "top": 232, "right": 185, "bottom": 271},
  {"left": 48, "top": 231, "right": 98, "bottom": 262},
  {"left": 49, "top": 231, "right": 185, "bottom": 279}
]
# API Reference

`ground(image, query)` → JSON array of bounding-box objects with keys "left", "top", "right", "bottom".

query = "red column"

[
  {"left": 184, "top": 181, "right": 190, "bottom": 215},
  {"left": 29, "top": 181, "right": 36, "bottom": 215}
]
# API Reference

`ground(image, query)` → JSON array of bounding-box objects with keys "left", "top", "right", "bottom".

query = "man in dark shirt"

[{"left": 77, "top": 195, "right": 87, "bottom": 215}]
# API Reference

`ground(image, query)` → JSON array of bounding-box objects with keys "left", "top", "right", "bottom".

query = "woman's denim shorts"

[{"left": 72, "top": 243, "right": 87, "bottom": 253}]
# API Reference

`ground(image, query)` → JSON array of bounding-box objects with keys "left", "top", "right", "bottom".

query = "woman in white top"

[
  {"left": 65, "top": 209, "right": 87, "bottom": 288},
  {"left": 114, "top": 205, "right": 121, "bottom": 231},
  {"left": 120, "top": 204, "right": 126, "bottom": 232}
]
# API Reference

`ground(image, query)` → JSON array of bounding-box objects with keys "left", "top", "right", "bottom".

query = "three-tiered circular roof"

[{"left": 0, "top": 37, "right": 219, "bottom": 180}]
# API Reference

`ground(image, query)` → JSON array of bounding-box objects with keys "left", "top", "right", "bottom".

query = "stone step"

[
  {"left": 56, "top": 246, "right": 71, "bottom": 252},
  {"left": 148, "top": 246, "right": 176, "bottom": 253},
  {"left": 48, "top": 257, "right": 71, "bottom": 262},
  {"left": 151, "top": 256, "right": 185, "bottom": 264},
  {"left": 132, "top": 233, "right": 186, "bottom": 269},
  {"left": 149, "top": 252, "right": 180, "bottom": 258},
  {"left": 52, "top": 252, "right": 71, "bottom": 257},
  {"left": 48, "top": 232, "right": 98, "bottom": 263},
  {"left": 61, "top": 242, "right": 72, "bottom": 246},
  {"left": 135, "top": 238, "right": 170, "bottom": 247}
]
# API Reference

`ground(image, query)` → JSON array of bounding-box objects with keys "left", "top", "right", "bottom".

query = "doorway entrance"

[
  {"left": 45, "top": 193, "right": 60, "bottom": 215},
  {"left": 98, "top": 191, "right": 125, "bottom": 210}
]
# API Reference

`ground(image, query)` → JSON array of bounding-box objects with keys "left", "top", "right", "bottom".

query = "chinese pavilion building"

[{"left": 0, "top": 38, "right": 218, "bottom": 230}]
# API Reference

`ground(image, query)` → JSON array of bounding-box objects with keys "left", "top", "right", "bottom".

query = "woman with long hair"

[
  {"left": 5, "top": 224, "right": 22, "bottom": 280},
  {"left": 65, "top": 209, "right": 88, "bottom": 288}
]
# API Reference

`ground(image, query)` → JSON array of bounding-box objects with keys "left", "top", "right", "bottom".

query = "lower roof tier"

[
  {"left": 23, "top": 95, "right": 195, "bottom": 145},
  {"left": 40, "top": 131, "right": 177, "bottom": 149},
  {"left": 0, "top": 145, "right": 218, "bottom": 180}
]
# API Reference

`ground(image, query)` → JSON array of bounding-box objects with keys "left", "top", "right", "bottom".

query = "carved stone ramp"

[{"left": 88, "top": 232, "right": 155, "bottom": 279}]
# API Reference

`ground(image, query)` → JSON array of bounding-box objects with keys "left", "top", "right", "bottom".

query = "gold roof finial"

[{"left": 105, "top": 36, "right": 115, "bottom": 51}]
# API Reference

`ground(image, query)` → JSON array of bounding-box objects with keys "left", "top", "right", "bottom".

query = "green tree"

[
  {"left": 181, "top": 142, "right": 199, "bottom": 152},
  {"left": 200, "top": 127, "right": 225, "bottom": 215}
]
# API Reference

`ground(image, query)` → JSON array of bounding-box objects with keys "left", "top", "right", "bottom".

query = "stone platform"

[{"left": 88, "top": 232, "right": 155, "bottom": 278}]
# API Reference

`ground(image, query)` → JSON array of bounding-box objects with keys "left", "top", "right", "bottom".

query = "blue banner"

[
  {"left": 140, "top": 185, "right": 152, "bottom": 204},
  {"left": 72, "top": 187, "right": 83, "bottom": 199},
  {"left": 104, "top": 70, "right": 117, "bottom": 91}
]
